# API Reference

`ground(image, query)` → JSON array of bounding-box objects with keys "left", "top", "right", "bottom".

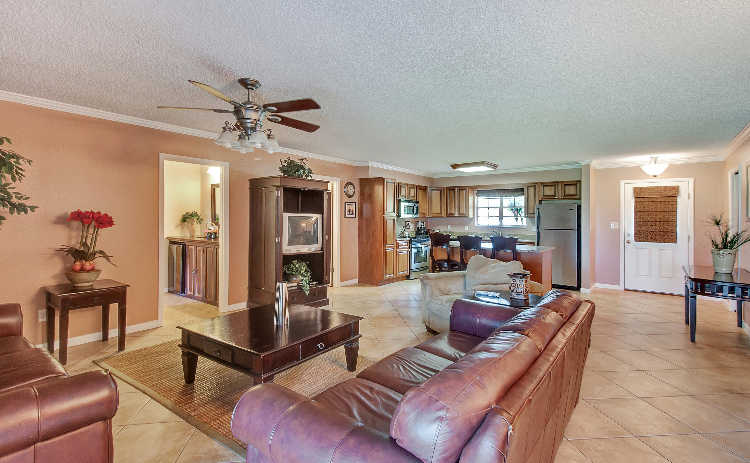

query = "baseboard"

[
  {"left": 591, "top": 283, "right": 623, "bottom": 290},
  {"left": 224, "top": 302, "right": 248, "bottom": 312},
  {"left": 35, "top": 319, "right": 162, "bottom": 350},
  {"left": 340, "top": 279, "right": 358, "bottom": 286},
  {"left": 579, "top": 288, "right": 592, "bottom": 294}
]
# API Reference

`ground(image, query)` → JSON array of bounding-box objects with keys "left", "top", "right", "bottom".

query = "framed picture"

[{"left": 345, "top": 202, "right": 356, "bottom": 218}]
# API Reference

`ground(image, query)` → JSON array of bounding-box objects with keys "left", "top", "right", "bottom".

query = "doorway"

[
  {"left": 158, "top": 154, "right": 230, "bottom": 328},
  {"left": 729, "top": 166, "right": 742, "bottom": 269},
  {"left": 621, "top": 178, "right": 694, "bottom": 295}
]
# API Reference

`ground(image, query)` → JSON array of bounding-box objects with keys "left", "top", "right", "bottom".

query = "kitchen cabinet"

[
  {"left": 445, "top": 188, "right": 457, "bottom": 216},
  {"left": 417, "top": 186, "right": 429, "bottom": 217},
  {"left": 524, "top": 183, "right": 540, "bottom": 218},
  {"left": 396, "top": 239, "right": 410, "bottom": 277},
  {"left": 384, "top": 247, "right": 396, "bottom": 279},
  {"left": 445, "top": 186, "right": 474, "bottom": 217},
  {"left": 427, "top": 187, "right": 445, "bottom": 217},
  {"left": 539, "top": 181, "right": 581, "bottom": 200},
  {"left": 204, "top": 243, "right": 219, "bottom": 306},
  {"left": 385, "top": 178, "right": 397, "bottom": 215},
  {"left": 407, "top": 184, "right": 417, "bottom": 200},
  {"left": 398, "top": 183, "right": 418, "bottom": 201},
  {"left": 168, "top": 237, "right": 219, "bottom": 306}
]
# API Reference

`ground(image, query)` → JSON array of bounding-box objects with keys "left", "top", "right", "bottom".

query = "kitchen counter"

[{"left": 448, "top": 240, "right": 553, "bottom": 253}]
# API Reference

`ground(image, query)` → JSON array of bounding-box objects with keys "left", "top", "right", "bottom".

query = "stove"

[{"left": 409, "top": 235, "right": 430, "bottom": 279}]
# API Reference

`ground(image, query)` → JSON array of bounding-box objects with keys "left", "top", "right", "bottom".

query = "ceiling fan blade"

[
  {"left": 273, "top": 115, "right": 320, "bottom": 132},
  {"left": 157, "top": 106, "right": 233, "bottom": 113},
  {"left": 189, "top": 80, "right": 240, "bottom": 106},
  {"left": 264, "top": 99, "right": 320, "bottom": 113}
]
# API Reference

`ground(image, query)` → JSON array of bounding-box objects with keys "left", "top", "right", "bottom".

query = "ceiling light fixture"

[
  {"left": 450, "top": 161, "right": 498, "bottom": 172},
  {"left": 641, "top": 157, "right": 668, "bottom": 177},
  {"left": 207, "top": 166, "right": 221, "bottom": 175}
]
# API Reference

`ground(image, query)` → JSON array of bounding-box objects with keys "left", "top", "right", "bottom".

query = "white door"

[{"left": 623, "top": 179, "right": 692, "bottom": 295}]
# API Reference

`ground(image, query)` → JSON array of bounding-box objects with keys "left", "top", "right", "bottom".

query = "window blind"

[{"left": 476, "top": 188, "right": 524, "bottom": 198}]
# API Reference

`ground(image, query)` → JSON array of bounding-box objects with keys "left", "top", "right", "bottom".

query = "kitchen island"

[{"left": 445, "top": 240, "right": 555, "bottom": 291}]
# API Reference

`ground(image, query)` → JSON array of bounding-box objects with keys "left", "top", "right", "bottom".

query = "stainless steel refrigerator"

[{"left": 536, "top": 203, "right": 581, "bottom": 289}]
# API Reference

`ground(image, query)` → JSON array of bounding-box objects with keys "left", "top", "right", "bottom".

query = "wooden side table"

[{"left": 44, "top": 279, "right": 129, "bottom": 365}]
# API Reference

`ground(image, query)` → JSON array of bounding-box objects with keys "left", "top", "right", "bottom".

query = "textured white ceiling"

[{"left": 2, "top": 0, "right": 750, "bottom": 174}]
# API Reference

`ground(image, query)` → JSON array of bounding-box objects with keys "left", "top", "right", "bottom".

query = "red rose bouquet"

[{"left": 58, "top": 209, "right": 116, "bottom": 271}]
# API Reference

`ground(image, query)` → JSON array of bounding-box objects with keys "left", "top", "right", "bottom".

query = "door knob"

[{"left": 626, "top": 240, "right": 631, "bottom": 244}]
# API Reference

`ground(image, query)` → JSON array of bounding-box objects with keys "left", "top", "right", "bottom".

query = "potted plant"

[
  {"left": 282, "top": 260, "right": 312, "bottom": 294},
  {"left": 279, "top": 157, "right": 313, "bottom": 178},
  {"left": 58, "top": 210, "right": 116, "bottom": 286},
  {"left": 0, "top": 136, "right": 38, "bottom": 229},
  {"left": 180, "top": 211, "right": 203, "bottom": 237},
  {"left": 707, "top": 213, "right": 750, "bottom": 273}
]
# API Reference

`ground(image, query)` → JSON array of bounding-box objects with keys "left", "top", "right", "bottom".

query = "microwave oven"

[
  {"left": 282, "top": 213, "right": 323, "bottom": 253},
  {"left": 398, "top": 199, "right": 419, "bottom": 218}
]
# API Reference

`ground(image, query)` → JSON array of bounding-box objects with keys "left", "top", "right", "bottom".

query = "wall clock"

[{"left": 344, "top": 182, "right": 356, "bottom": 198}]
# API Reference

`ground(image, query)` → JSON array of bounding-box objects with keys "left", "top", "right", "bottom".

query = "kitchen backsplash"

[{"left": 395, "top": 217, "right": 535, "bottom": 241}]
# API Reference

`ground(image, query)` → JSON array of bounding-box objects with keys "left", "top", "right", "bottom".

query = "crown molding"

[
  {"left": 720, "top": 120, "right": 750, "bottom": 161},
  {"left": 592, "top": 156, "right": 723, "bottom": 169},
  {"left": 365, "top": 162, "right": 432, "bottom": 178}
]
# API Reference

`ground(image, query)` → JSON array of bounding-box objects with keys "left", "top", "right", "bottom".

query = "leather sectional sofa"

[
  {"left": 232, "top": 290, "right": 594, "bottom": 463},
  {"left": 0, "top": 303, "right": 119, "bottom": 463}
]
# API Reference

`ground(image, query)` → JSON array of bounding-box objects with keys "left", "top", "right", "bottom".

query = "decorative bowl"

[{"left": 65, "top": 269, "right": 102, "bottom": 287}]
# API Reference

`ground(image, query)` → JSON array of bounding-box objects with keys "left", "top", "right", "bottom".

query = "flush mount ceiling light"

[
  {"left": 450, "top": 161, "right": 499, "bottom": 172},
  {"left": 641, "top": 157, "right": 668, "bottom": 177},
  {"left": 158, "top": 78, "right": 321, "bottom": 154},
  {"left": 207, "top": 166, "right": 221, "bottom": 175}
]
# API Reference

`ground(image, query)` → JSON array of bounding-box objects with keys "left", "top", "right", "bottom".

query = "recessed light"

[
  {"left": 254, "top": 158, "right": 262, "bottom": 161},
  {"left": 450, "top": 161, "right": 498, "bottom": 172}
]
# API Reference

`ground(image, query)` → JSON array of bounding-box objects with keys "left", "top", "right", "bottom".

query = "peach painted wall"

[
  {"left": 0, "top": 100, "right": 362, "bottom": 344},
  {"left": 594, "top": 162, "right": 724, "bottom": 287}
]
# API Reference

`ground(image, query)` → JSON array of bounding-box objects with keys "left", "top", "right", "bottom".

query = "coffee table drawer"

[
  {"left": 300, "top": 325, "right": 351, "bottom": 358},
  {"left": 288, "top": 286, "right": 327, "bottom": 305},
  {"left": 65, "top": 290, "right": 122, "bottom": 307},
  {"left": 204, "top": 339, "right": 233, "bottom": 363}
]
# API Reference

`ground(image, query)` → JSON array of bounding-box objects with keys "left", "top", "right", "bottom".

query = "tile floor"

[{"left": 59, "top": 281, "right": 750, "bottom": 462}]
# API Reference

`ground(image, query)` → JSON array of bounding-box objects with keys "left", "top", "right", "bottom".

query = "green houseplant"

[
  {"left": 279, "top": 157, "right": 313, "bottom": 178},
  {"left": 0, "top": 136, "right": 38, "bottom": 228},
  {"left": 180, "top": 211, "right": 204, "bottom": 237},
  {"left": 707, "top": 213, "right": 750, "bottom": 273},
  {"left": 283, "top": 260, "right": 312, "bottom": 294}
]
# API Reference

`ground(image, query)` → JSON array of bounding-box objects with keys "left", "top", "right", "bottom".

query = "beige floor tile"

[
  {"left": 554, "top": 439, "right": 591, "bottom": 463},
  {"left": 606, "top": 351, "right": 679, "bottom": 371},
  {"left": 591, "top": 323, "right": 640, "bottom": 336},
  {"left": 596, "top": 370, "right": 686, "bottom": 397},
  {"left": 639, "top": 434, "right": 747, "bottom": 463},
  {"left": 114, "top": 422, "right": 196, "bottom": 463},
  {"left": 610, "top": 334, "right": 676, "bottom": 350},
  {"left": 113, "top": 392, "right": 150, "bottom": 426},
  {"left": 704, "top": 431, "right": 750, "bottom": 461},
  {"left": 689, "top": 367, "right": 750, "bottom": 392},
  {"left": 590, "top": 335, "right": 641, "bottom": 352},
  {"left": 645, "top": 368, "right": 738, "bottom": 395},
  {"left": 610, "top": 323, "right": 672, "bottom": 335},
  {"left": 692, "top": 348, "right": 750, "bottom": 368},
  {"left": 175, "top": 430, "right": 244, "bottom": 463},
  {"left": 114, "top": 377, "right": 141, "bottom": 394},
  {"left": 698, "top": 393, "right": 750, "bottom": 423},
  {"left": 586, "top": 397, "right": 694, "bottom": 436},
  {"left": 563, "top": 400, "right": 631, "bottom": 439},
  {"left": 649, "top": 349, "right": 727, "bottom": 369},
  {"left": 646, "top": 334, "right": 713, "bottom": 350},
  {"left": 578, "top": 371, "right": 635, "bottom": 399},
  {"left": 584, "top": 351, "right": 637, "bottom": 371},
  {"left": 644, "top": 395, "right": 750, "bottom": 433},
  {"left": 571, "top": 437, "right": 669, "bottom": 463},
  {"left": 128, "top": 399, "right": 185, "bottom": 425}
]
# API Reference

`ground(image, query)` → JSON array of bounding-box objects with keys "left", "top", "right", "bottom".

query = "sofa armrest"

[
  {"left": 450, "top": 298, "right": 523, "bottom": 337},
  {"left": 0, "top": 303, "right": 22, "bottom": 338},
  {"left": 232, "top": 383, "right": 420, "bottom": 463},
  {"left": 0, "top": 370, "right": 118, "bottom": 457},
  {"left": 419, "top": 271, "right": 466, "bottom": 299}
]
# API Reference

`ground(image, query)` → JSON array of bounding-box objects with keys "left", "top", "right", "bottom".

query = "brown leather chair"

[
  {"left": 429, "top": 231, "right": 460, "bottom": 272},
  {"left": 457, "top": 235, "right": 483, "bottom": 269},
  {"left": 490, "top": 235, "right": 518, "bottom": 261}
]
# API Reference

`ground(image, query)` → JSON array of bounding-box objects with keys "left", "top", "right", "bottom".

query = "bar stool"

[
  {"left": 490, "top": 236, "right": 518, "bottom": 261},
  {"left": 430, "top": 232, "right": 460, "bottom": 272},
  {"left": 458, "top": 235, "right": 483, "bottom": 269}
]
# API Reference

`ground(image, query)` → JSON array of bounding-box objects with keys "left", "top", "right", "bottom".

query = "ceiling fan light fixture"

[
  {"left": 450, "top": 161, "right": 498, "bottom": 172},
  {"left": 263, "top": 130, "right": 280, "bottom": 154},
  {"left": 215, "top": 121, "right": 237, "bottom": 148},
  {"left": 641, "top": 157, "right": 668, "bottom": 177},
  {"left": 235, "top": 132, "right": 254, "bottom": 152},
  {"left": 247, "top": 130, "right": 267, "bottom": 148}
]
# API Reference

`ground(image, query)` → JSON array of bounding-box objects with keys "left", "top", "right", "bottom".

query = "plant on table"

[
  {"left": 279, "top": 157, "right": 313, "bottom": 178},
  {"left": 707, "top": 213, "right": 750, "bottom": 250},
  {"left": 283, "top": 260, "right": 312, "bottom": 294},
  {"left": 58, "top": 210, "right": 116, "bottom": 271},
  {"left": 0, "top": 136, "right": 38, "bottom": 229},
  {"left": 180, "top": 211, "right": 204, "bottom": 236}
]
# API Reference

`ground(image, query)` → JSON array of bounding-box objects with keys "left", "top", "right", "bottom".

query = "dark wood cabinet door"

[
  {"left": 204, "top": 244, "right": 218, "bottom": 305},
  {"left": 428, "top": 188, "right": 444, "bottom": 217},
  {"left": 384, "top": 246, "right": 396, "bottom": 279},
  {"left": 324, "top": 190, "right": 332, "bottom": 285},
  {"left": 524, "top": 183, "right": 540, "bottom": 217},
  {"left": 195, "top": 244, "right": 205, "bottom": 300},
  {"left": 396, "top": 249, "right": 410, "bottom": 276},
  {"left": 445, "top": 187, "right": 457, "bottom": 216},
  {"left": 540, "top": 182, "right": 559, "bottom": 200},
  {"left": 384, "top": 178, "right": 397, "bottom": 215},
  {"left": 456, "top": 187, "right": 469, "bottom": 217},
  {"left": 384, "top": 217, "right": 396, "bottom": 247},
  {"left": 417, "top": 186, "right": 429, "bottom": 217},
  {"left": 186, "top": 244, "right": 196, "bottom": 297},
  {"left": 407, "top": 184, "right": 417, "bottom": 200}
]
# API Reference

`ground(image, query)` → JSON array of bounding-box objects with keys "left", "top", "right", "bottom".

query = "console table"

[
  {"left": 683, "top": 265, "right": 747, "bottom": 342},
  {"left": 44, "top": 279, "right": 129, "bottom": 365}
]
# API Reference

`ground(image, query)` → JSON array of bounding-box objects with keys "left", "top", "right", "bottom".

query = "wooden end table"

[
  {"left": 683, "top": 265, "right": 748, "bottom": 342},
  {"left": 43, "top": 279, "right": 129, "bottom": 365},
  {"left": 178, "top": 304, "right": 362, "bottom": 386}
]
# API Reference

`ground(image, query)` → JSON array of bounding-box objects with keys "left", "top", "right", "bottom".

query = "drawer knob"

[
  {"left": 215, "top": 350, "right": 221, "bottom": 357},
  {"left": 93, "top": 297, "right": 101, "bottom": 303},
  {"left": 317, "top": 343, "right": 325, "bottom": 350}
]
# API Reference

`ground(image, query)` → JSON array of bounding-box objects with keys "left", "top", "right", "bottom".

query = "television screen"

[{"left": 287, "top": 215, "right": 320, "bottom": 246}]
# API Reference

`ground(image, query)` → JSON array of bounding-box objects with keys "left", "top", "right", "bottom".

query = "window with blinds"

[{"left": 475, "top": 188, "right": 526, "bottom": 227}]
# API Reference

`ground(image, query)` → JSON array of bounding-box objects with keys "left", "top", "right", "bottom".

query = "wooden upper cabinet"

[
  {"left": 524, "top": 183, "right": 540, "bottom": 218},
  {"left": 540, "top": 182, "right": 560, "bottom": 200},
  {"left": 539, "top": 181, "right": 581, "bottom": 200},
  {"left": 384, "top": 217, "right": 396, "bottom": 247},
  {"left": 407, "top": 184, "right": 417, "bottom": 200},
  {"left": 397, "top": 183, "right": 409, "bottom": 200},
  {"left": 445, "top": 187, "right": 457, "bottom": 216},
  {"left": 384, "top": 178, "right": 397, "bottom": 215},
  {"left": 427, "top": 187, "right": 445, "bottom": 217},
  {"left": 417, "top": 186, "right": 429, "bottom": 217},
  {"left": 560, "top": 181, "right": 581, "bottom": 199},
  {"left": 457, "top": 187, "right": 473, "bottom": 217}
]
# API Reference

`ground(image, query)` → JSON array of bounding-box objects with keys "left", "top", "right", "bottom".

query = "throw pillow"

[{"left": 464, "top": 255, "right": 523, "bottom": 289}]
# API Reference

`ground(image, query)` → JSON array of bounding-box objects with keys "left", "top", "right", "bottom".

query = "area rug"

[{"left": 95, "top": 340, "right": 375, "bottom": 455}]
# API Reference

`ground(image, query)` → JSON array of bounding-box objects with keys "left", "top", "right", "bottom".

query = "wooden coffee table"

[{"left": 177, "top": 304, "right": 362, "bottom": 386}]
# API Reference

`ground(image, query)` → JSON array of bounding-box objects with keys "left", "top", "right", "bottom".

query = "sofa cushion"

[
  {"left": 494, "top": 307, "right": 565, "bottom": 353},
  {"left": 465, "top": 255, "right": 523, "bottom": 289},
  {"left": 414, "top": 331, "right": 484, "bottom": 362},
  {"left": 313, "top": 378, "right": 403, "bottom": 435},
  {"left": 534, "top": 290, "right": 582, "bottom": 321},
  {"left": 0, "top": 349, "right": 67, "bottom": 394},
  {"left": 357, "top": 348, "right": 454, "bottom": 395},
  {"left": 0, "top": 336, "right": 34, "bottom": 356},
  {"left": 391, "top": 332, "right": 540, "bottom": 463}
]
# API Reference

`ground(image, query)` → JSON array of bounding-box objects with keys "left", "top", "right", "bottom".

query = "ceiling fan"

[{"left": 158, "top": 78, "right": 320, "bottom": 153}]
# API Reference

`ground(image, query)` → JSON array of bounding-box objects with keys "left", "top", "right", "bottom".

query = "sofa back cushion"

[
  {"left": 534, "top": 290, "right": 582, "bottom": 321},
  {"left": 494, "top": 307, "right": 565, "bottom": 353},
  {"left": 390, "top": 332, "right": 539, "bottom": 463},
  {"left": 465, "top": 255, "right": 523, "bottom": 289}
]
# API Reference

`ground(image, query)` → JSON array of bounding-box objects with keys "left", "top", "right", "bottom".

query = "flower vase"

[
  {"left": 65, "top": 269, "right": 102, "bottom": 287},
  {"left": 712, "top": 249, "right": 737, "bottom": 273},
  {"left": 508, "top": 271, "right": 531, "bottom": 300},
  {"left": 188, "top": 224, "right": 195, "bottom": 238}
]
